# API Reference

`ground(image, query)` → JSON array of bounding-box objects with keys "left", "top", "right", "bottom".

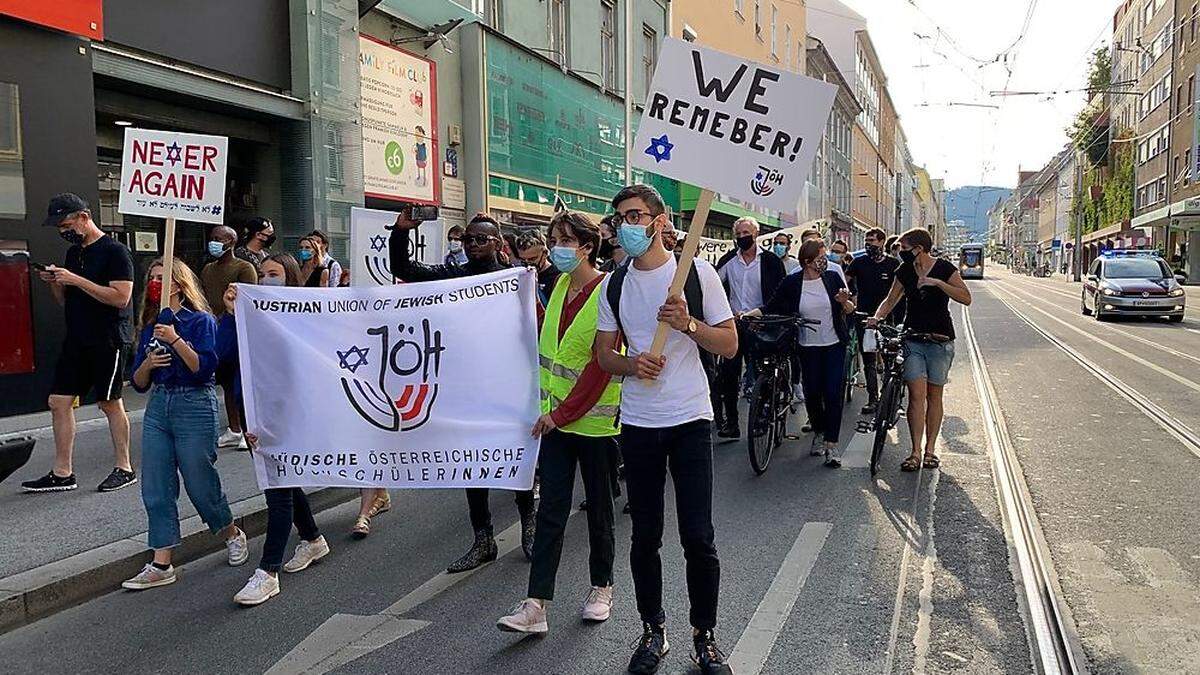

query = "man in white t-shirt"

[{"left": 594, "top": 184, "right": 737, "bottom": 675}]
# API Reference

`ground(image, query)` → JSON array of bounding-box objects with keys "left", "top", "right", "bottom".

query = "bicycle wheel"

[
  {"left": 870, "top": 377, "right": 899, "bottom": 477},
  {"left": 747, "top": 373, "right": 775, "bottom": 475}
]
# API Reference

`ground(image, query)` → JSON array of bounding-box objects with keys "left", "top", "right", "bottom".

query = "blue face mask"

[
  {"left": 297, "top": 249, "right": 314, "bottom": 262},
  {"left": 826, "top": 253, "right": 841, "bottom": 264},
  {"left": 260, "top": 276, "right": 286, "bottom": 287},
  {"left": 549, "top": 245, "right": 583, "bottom": 274},
  {"left": 617, "top": 224, "right": 654, "bottom": 258},
  {"left": 208, "top": 241, "right": 227, "bottom": 258},
  {"left": 773, "top": 244, "right": 788, "bottom": 258}
]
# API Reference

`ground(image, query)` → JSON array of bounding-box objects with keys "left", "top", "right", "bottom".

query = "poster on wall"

[
  {"left": 359, "top": 35, "right": 439, "bottom": 205},
  {"left": 350, "top": 206, "right": 445, "bottom": 287}
]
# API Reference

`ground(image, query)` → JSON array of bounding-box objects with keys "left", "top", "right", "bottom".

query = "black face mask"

[
  {"left": 60, "top": 229, "right": 84, "bottom": 246},
  {"left": 736, "top": 235, "right": 755, "bottom": 251},
  {"left": 599, "top": 240, "right": 616, "bottom": 259},
  {"left": 261, "top": 234, "right": 277, "bottom": 249},
  {"left": 865, "top": 244, "right": 882, "bottom": 259},
  {"left": 899, "top": 248, "right": 917, "bottom": 265}
]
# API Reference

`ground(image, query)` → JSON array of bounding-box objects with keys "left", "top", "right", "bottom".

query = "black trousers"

[
  {"left": 260, "top": 488, "right": 320, "bottom": 573},
  {"left": 797, "top": 343, "right": 847, "bottom": 444},
  {"left": 854, "top": 321, "right": 881, "bottom": 403},
  {"left": 466, "top": 486, "right": 534, "bottom": 534},
  {"left": 527, "top": 429, "right": 615, "bottom": 600},
  {"left": 621, "top": 420, "right": 720, "bottom": 630}
]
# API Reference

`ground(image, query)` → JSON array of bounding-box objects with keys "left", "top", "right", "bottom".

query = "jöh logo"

[{"left": 338, "top": 319, "right": 445, "bottom": 432}]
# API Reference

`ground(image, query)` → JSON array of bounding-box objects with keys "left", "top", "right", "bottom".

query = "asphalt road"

[
  {"left": 10, "top": 271, "right": 1196, "bottom": 673},
  {"left": 0, "top": 306, "right": 1033, "bottom": 674}
]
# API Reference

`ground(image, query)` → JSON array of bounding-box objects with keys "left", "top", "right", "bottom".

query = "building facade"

[
  {"left": 1131, "top": 0, "right": 1175, "bottom": 245},
  {"left": 805, "top": 39, "right": 861, "bottom": 246},
  {"left": 1165, "top": 0, "right": 1200, "bottom": 281}
]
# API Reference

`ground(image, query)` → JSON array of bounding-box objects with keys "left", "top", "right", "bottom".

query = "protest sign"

[
  {"left": 349, "top": 206, "right": 445, "bottom": 287},
  {"left": 630, "top": 38, "right": 835, "bottom": 355},
  {"left": 235, "top": 268, "right": 541, "bottom": 490},
  {"left": 118, "top": 127, "right": 229, "bottom": 310},
  {"left": 697, "top": 236, "right": 732, "bottom": 266}
]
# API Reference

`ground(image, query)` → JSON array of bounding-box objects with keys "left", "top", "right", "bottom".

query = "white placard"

[
  {"left": 236, "top": 268, "right": 541, "bottom": 490},
  {"left": 350, "top": 206, "right": 445, "bottom": 287},
  {"left": 359, "top": 35, "right": 438, "bottom": 204},
  {"left": 696, "top": 236, "right": 732, "bottom": 265},
  {"left": 117, "top": 128, "right": 228, "bottom": 224},
  {"left": 632, "top": 38, "right": 836, "bottom": 212}
]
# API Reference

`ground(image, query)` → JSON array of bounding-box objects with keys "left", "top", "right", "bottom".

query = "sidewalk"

[{"left": 0, "top": 394, "right": 356, "bottom": 634}]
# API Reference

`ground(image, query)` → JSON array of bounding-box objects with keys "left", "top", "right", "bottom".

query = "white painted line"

[
  {"left": 267, "top": 512, "right": 562, "bottom": 675},
  {"left": 728, "top": 522, "right": 833, "bottom": 675},
  {"left": 839, "top": 430, "right": 872, "bottom": 469},
  {"left": 911, "top": 469, "right": 941, "bottom": 675}
]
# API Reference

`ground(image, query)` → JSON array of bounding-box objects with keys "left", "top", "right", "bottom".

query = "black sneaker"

[
  {"left": 716, "top": 424, "right": 740, "bottom": 439},
  {"left": 628, "top": 622, "right": 669, "bottom": 674},
  {"left": 861, "top": 401, "right": 878, "bottom": 415},
  {"left": 21, "top": 471, "right": 78, "bottom": 493},
  {"left": 692, "top": 629, "right": 733, "bottom": 674},
  {"left": 97, "top": 467, "right": 138, "bottom": 492}
]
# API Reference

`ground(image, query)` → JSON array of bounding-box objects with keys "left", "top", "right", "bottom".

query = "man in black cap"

[{"left": 22, "top": 193, "right": 137, "bottom": 493}]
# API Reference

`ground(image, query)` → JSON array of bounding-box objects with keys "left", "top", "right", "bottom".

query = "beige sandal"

[
  {"left": 351, "top": 515, "right": 371, "bottom": 538},
  {"left": 367, "top": 492, "right": 391, "bottom": 518}
]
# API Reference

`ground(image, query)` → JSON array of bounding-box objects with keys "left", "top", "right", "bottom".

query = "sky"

[{"left": 836, "top": 0, "right": 1117, "bottom": 189}]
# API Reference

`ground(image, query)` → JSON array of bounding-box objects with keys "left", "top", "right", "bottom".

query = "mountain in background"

[{"left": 945, "top": 186, "right": 1012, "bottom": 239}]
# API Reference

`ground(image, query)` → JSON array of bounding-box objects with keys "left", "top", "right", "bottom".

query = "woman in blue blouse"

[{"left": 121, "top": 259, "right": 247, "bottom": 591}]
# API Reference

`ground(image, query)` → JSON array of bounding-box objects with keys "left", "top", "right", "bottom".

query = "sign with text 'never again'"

[
  {"left": 117, "top": 128, "right": 228, "bottom": 224},
  {"left": 632, "top": 38, "right": 836, "bottom": 212},
  {"left": 235, "top": 268, "right": 541, "bottom": 490}
]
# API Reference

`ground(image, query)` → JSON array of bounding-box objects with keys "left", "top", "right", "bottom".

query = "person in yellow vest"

[{"left": 497, "top": 210, "right": 621, "bottom": 635}]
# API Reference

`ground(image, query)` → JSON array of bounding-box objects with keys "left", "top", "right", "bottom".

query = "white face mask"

[{"left": 448, "top": 240, "right": 463, "bottom": 254}]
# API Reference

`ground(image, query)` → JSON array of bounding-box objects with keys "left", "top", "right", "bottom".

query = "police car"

[{"left": 1081, "top": 250, "right": 1186, "bottom": 322}]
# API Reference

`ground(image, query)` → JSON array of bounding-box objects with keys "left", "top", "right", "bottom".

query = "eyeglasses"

[
  {"left": 463, "top": 234, "right": 495, "bottom": 245},
  {"left": 614, "top": 209, "right": 658, "bottom": 225}
]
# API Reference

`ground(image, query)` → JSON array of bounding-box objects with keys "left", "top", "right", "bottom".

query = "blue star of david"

[
  {"left": 644, "top": 134, "right": 674, "bottom": 163},
  {"left": 165, "top": 142, "right": 182, "bottom": 166},
  {"left": 369, "top": 234, "right": 388, "bottom": 252},
  {"left": 337, "top": 345, "right": 370, "bottom": 373}
]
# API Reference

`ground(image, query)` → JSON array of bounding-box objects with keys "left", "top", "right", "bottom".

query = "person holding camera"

[
  {"left": 389, "top": 206, "right": 537, "bottom": 573},
  {"left": 24, "top": 194, "right": 136, "bottom": 494}
]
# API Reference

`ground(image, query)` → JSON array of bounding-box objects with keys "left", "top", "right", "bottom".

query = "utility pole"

[
  {"left": 1073, "top": 152, "right": 1083, "bottom": 281},
  {"left": 624, "top": 0, "right": 633, "bottom": 184}
]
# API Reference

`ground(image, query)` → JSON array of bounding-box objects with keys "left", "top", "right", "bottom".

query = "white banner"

[
  {"left": 117, "top": 128, "right": 228, "bottom": 224},
  {"left": 349, "top": 206, "right": 445, "bottom": 287},
  {"left": 359, "top": 35, "right": 439, "bottom": 205},
  {"left": 235, "top": 268, "right": 541, "bottom": 490},
  {"left": 632, "top": 38, "right": 836, "bottom": 212}
]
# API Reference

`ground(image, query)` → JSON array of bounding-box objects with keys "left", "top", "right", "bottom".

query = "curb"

[{"left": 0, "top": 487, "right": 358, "bottom": 635}]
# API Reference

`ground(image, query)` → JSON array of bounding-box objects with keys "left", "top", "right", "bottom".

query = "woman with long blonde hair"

[{"left": 121, "top": 259, "right": 247, "bottom": 591}]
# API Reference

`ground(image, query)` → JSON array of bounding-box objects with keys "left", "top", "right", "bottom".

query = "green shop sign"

[{"left": 485, "top": 34, "right": 678, "bottom": 212}]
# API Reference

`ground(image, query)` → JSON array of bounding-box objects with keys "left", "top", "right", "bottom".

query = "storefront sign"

[
  {"left": 442, "top": 177, "right": 466, "bottom": 210},
  {"left": 349, "top": 206, "right": 444, "bottom": 287},
  {"left": 0, "top": 0, "right": 103, "bottom": 40},
  {"left": 359, "top": 35, "right": 439, "bottom": 205},
  {"left": 631, "top": 38, "right": 836, "bottom": 212},
  {"left": 236, "top": 269, "right": 540, "bottom": 490},
  {"left": 117, "top": 128, "right": 228, "bottom": 224}
]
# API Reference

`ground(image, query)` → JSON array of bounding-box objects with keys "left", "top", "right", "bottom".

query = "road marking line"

[
  {"left": 266, "top": 513, "right": 560, "bottom": 675},
  {"left": 912, "top": 469, "right": 941, "bottom": 675},
  {"left": 993, "top": 280, "right": 1200, "bottom": 367},
  {"left": 839, "top": 430, "right": 872, "bottom": 468},
  {"left": 728, "top": 522, "right": 832, "bottom": 675},
  {"left": 989, "top": 283, "right": 1200, "bottom": 395}
]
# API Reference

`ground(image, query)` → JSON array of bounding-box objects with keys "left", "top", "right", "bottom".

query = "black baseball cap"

[{"left": 43, "top": 193, "right": 89, "bottom": 228}]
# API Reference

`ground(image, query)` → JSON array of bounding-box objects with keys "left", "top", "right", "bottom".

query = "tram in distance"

[{"left": 959, "top": 243, "right": 985, "bottom": 280}]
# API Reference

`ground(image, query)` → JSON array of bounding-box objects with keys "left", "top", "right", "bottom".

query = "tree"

[{"left": 1087, "top": 47, "right": 1112, "bottom": 93}]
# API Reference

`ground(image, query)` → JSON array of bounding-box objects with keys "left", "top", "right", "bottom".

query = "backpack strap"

[
  {"left": 606, "top": 259, "right": 630, "bottom": 337},
  {"left": 604, "top": 253, "right": 707, "bottom": 337}
]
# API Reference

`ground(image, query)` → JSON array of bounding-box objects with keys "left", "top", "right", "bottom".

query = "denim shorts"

[{"left": 903, "top": 339, "right": 955, "bottom": 386}]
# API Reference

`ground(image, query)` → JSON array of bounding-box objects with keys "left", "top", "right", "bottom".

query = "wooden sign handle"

[
  {"left": 648, "top": 189, "right": 715, "bottom": 358},
  {"left": 158, "top": 217, "right": 176, "bottom": 314}
]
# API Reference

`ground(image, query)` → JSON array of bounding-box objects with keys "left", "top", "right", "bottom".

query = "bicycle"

[
  {"left": 842, "top": 320, "right": 861, "bottom": 407},
  {"left": 741, "top": 315, "right": 819, "bottom": 475},
  {"left": 864, "top": 323, "right": 942, "bottom": 477}
]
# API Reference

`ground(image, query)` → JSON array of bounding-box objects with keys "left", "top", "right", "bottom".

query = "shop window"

[
  {"left": 0, "top": 241, "right": 34, "bottom": 374},
  {"left": 0, "top": 82, "right": 26, "bottom": 220}
]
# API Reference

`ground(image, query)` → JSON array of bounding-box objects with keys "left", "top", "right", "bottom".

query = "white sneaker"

[
  {"left": 227, "top": 528, "right": 249, "bottom": 566},
  {"left": 217, "top": 428, "right": 245, "bottom": 448},
  {"left": 580, "top": 585, "right": 613, "bottom": 622},
  {"left": 283, "top": 536, "right": 330, "bottom": 573},
  {"left": 234, "top": 569, "right": 280, "bottom": 606},
  {"left": 497, "top": 599, "right": 549, "bottom": 634},
  {"left": 122, "top": 563, "right": 177, "bottom": 590}
]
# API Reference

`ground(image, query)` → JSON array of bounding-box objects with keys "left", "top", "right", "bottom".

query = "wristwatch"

[{"left": 683, "top": 318, "right": 699, "bottom": 335}]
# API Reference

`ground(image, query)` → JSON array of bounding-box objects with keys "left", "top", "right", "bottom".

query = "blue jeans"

[
  {"left": 903, "top": 340, "right": 955, "bottom": 386},
  {"left": 141, "top": 385, "right": 233, "bottom": 549}
]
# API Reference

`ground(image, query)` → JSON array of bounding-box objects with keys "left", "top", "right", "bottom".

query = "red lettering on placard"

[
  {"left": 202, "top": 145, "right": 218, "bottom": 172},
  {"left": 183, "top": 145, "right": 202, "bottom": 171},
  {"left": 127, "top": 170, "right": 206, "bottom": 200}
]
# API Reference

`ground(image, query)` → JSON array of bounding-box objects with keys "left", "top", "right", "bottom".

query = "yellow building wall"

[{"left": 671, "top": 0, "right": 807, "bottom": 73}]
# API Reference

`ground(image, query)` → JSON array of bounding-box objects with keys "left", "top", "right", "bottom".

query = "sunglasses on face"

[{"left": 463, "top": 234, "right": 495, "bottom": 245}]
